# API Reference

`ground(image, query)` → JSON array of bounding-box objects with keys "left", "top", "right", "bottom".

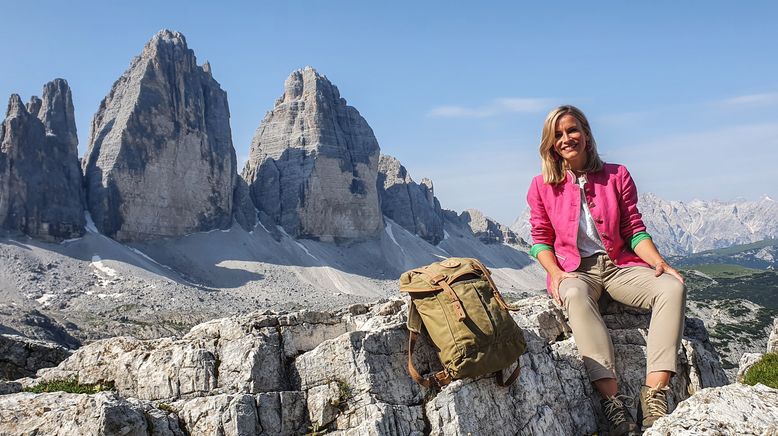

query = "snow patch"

[
  {"left": 295, "top": 241, "right": 319, "bottom": 261},
  {"left": 84, "top": 211, "right": 99, "bottom": 233},
  {"left": 385, "top": 224, "right": 401, "bottom": 248},
  {"left": 90, "top": 255, "right": 118, "bottom": 277},
  {"left": 443, "top": 230, "right": 450, "bottom": 240}
]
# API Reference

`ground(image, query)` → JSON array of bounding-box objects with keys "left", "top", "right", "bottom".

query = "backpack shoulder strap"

[{"left": 471, "top": 258, "right": 521, "bottom": 311}]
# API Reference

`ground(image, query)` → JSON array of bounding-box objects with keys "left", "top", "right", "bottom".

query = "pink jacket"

[{"left": 526, "top": 163, "right": 650, "bottom": 291}]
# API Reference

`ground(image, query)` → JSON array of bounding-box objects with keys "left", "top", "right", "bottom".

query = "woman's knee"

[
  {"left": 658, "top": 277, "right": 686, "bottom": 304},
  {"left": 561, "top": 284, "right": 592, "bottom": 306}
]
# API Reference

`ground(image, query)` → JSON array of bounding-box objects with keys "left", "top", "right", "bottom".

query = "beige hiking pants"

[{"left": 559, "top": 254, "right": 686, "bottom": 381}]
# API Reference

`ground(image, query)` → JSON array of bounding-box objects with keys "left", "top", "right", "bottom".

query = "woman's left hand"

[{"left": 655, "top": 261, "right": 684, "bottom": 284}]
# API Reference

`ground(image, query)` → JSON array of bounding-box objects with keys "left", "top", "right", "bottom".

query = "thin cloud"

[
  {"left": 718, "top": 92, "right": 778, "bottom": 107},
  {"left": 428, "top": 97, "right": 553, "bottom": 118}
]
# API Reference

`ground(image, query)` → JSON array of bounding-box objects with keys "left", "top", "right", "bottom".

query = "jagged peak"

[
  {"left": 282, "top": 66, "right": 341, "bottom": 103},
  {"left": 26, "top": 96, "right": 42, "bottom": 117},
  {"left": 5, "top": 94, "right": 28, "bottom": 118},
  {"left": 202, "top": 60, "right": 212, "bottom": 76},
  {"left": 150, "top": 29, "right": 187, "bottom": 47}
]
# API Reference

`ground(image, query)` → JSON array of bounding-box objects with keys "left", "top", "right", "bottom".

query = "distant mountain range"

[{"left": 512, "top": 193, "right": 778, "bottom": 256}]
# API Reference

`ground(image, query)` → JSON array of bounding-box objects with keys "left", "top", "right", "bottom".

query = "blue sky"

[{"left": 2, "top": 1, "right": 777, "bottom": 224}]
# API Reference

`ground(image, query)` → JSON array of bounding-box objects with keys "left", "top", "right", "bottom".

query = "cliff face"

[
  {"left": 0, "top": 296, "right": 727, "bottom": 435},
  {"left": 82, "top": 30, "right": 252, "bottom": 241},
  {"left": 243, "top": 67, "right": 383, "bottom": 242},
  {"left": 0, "top": 79, "right": 84, "bottom": 241},
  {"left": 377, "top": 154, "right": 444, "bottom": 244}
]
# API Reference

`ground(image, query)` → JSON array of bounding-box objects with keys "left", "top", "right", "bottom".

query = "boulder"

[
  {"left": 645, "top": 383, "right": 778, "bottom": 435},
  {"left": 377, "top": 154, "right": 444, "bottom": 244},
  {"left": 242, "top": 66, "right": 383, "bottom": 242},
  {"left": 0, "top": 79, "right": 84, "bottom": 241},
  {"left": 0, "top": 391, "right": 184, "bottom": 435},
  {"left": 768, "top": 317, "right": 778, "bottom": 353},
  {"left": 0, "top": 334, "right": 71, "bottom": 380},
  {"left": 82, "top": 30, "right": 251, "bottom": 241}
]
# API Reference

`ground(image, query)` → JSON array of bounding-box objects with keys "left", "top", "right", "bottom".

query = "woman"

[{"left": 526, "top": 105, "right": 686, "bottom": 435}]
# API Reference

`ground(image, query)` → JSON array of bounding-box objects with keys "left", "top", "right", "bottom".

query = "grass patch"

[
  {"left": 157, "top": 402, "right": 177, "bottom": 414},
  {"left": 743, "top": 353, "right": 778, "bottom": 389},
  {"left": 23, "top": 377, "right": 115, "bottom": 394}
]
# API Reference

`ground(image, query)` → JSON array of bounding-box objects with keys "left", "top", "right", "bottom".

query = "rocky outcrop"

[
  {"left": 459, "top": 208, "right": 523, "bottom": 245},
  {"left": 769, "top": 318, "right": 778, "bottom": 353},
  {"left": 242, "top": 66, "right": 383, "bottom": 242},
  {"left": 0, "top": 334, "right": 71, "bottom": 380},
  {"left": 0, "top": 391, "right": 185, "bottom": 435},
  {"left": 6, "top": 296, "right": 728, "bottom": 435},
  {"left": 377, "top": 154, "right": 444, "bottom": 244},
  {"left": 0, "top": 79, "right": 84, "bottom": 241},
  {"left": 645, "top": 383, "right": 778, "bottom": 435},
  {"left": 82, "top": 30, "right": 252, "bottom": 241}
]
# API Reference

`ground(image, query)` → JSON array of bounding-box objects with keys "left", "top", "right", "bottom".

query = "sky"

[{"left": 1, "top": 1, "right": 777, "bottom": 225}]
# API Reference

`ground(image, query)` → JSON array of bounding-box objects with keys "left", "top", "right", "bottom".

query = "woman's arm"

[{"left": 633, "top": 238, "right": 684, "bottom": 283}]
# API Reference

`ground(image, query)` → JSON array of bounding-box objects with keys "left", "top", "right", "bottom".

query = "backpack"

[{"left": 399, "top": 257, "right": 527, "bottom": 388}]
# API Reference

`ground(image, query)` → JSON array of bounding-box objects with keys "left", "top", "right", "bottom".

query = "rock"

[
  {"left": 176, "top": 392, "right": 307, "bottom": 435},
  {"left": 459, "top": 208, "right": 522, "bottom": 244},
  {"left": 0, "top": 391, "right": 185, "bottom": 435},
  {"left": 82, "top": 30, "right": 243, "bottom": 241},
  {"left": 242, "top": 66, "right": 383, "bottom": 242},
  {"left": 377, "top": 154, "right": 444, "bottom": 244},
  {"left": 645, "top": 383, "right": 778, "bottom": 435},
  {"left": 0, "top": 79, "right": 84, "bottom": 241},
  {"left": 0, "top": 333, "right": 71, "bottom": 380},
  {"left": 769, "top": 318, "right": 778, "bottom": 353},
  {"left": 8, "top": 296, "right": 728, "bottom": 435},
  {"left": 737, "top": 352, "right": 764, "bottom": 382}
]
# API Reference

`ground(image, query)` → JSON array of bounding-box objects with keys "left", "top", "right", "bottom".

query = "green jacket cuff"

[
  {"left": 630, "top": 231, "right": 652, "bottom": 250},
  {"left": 530, "top": 244, "right": 553, "bottom": 259}
]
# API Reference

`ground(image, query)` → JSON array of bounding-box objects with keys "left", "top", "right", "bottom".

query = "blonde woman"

[{"left": 526, "top": 105, "right": 685, "bottom": 435}]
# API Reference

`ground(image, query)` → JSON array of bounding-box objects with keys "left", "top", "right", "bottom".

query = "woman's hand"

[
  {"left": 549, "top": 270, "right": 578, "bottom": 305},
  {"left": 655, "top": 260, "right": 684, "bottom": 284}
]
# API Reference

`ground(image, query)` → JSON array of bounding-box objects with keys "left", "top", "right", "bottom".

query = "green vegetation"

[
  {"left": 688, "top": 263, "right": 763, "bottom": 277},
  {"left": 743, "top": 353, "right": 778, "bottom": 389},
  {"left": 335, "top": 379, "right": 353, "bottom": 406},
  {"left": 157, "top": 402, "right": 177, "bottom": 414},
  {"left": 23, "top": 377, "right": 115, "bottom": 394}
]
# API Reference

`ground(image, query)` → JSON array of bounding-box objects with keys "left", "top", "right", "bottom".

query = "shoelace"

[
  {"left": 644, "top": 387, "right": 668, "bottom": 417},
  {"left": 603, "top": 395, "right": 633, "bottom": 426}
]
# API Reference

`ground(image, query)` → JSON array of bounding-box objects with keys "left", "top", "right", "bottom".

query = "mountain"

[
  {"left": 512, "top": 193, "right": 778, "bottom": 256},
  {"left": 243, "top": 67, "right": 383, "bottom": 242},
  {"left": 82, "top": 30, "right": 252, "bottom": 242},
  {"left": 0, "top": 80, "right": 84, "bottom": 241}
]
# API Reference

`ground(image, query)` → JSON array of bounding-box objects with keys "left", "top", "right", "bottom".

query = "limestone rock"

[
  {"left": 83, "top": 30, "right": 246, "bottom": 241},
  {"left": 377, "top": 154, "right": 444, "bottom": 244},
  {"left": 176, "top": 392, "right": 307, "bottom": 435},
  {"left": 459, "top": 208, "right": 522, "bottom": 244},
  {"left": 737, "top": 352, "right": 764, "bottom": 382},
  {"left": 645, "top": 383, "right": 778, "bottom": 435},
  {"left": 768, "top": 317, "right": 778, "bottom": 353},
  {"left": 0, "top": 79, "right": 84, "bottom": 241},
  {"left": 8, "top": 296, "right": 729, "bottom": 435},
  {"left": 242, "top": 66, "right": 383, "bottom": 242},
  {"left": 0, "top": 334, "right": 71, "bottom": 380},
  {"left": 0, "top": 391, "right": 185, "bottom": 435}
]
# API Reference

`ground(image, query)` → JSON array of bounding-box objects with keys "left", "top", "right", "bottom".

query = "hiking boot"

[
  {"left": 639, "top": 385, "right": 669, "bottom": 429},
  {"left": 600, "top": 395, "right": 639, "bottom": 436}
]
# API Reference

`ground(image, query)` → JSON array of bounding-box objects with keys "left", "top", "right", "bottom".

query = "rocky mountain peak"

[
  {"left": 0, "top": 80, "right": 84, "bottom": 241},
  {"left": 243, "top": 67, "right": 382, "bottom": 242},
  {"left": 5, "top": 94, "right": 26, "bottom": 119},
  {"left": 83, "top": 30, "right": 254, "bottom": 241},
  {"left": 38, "top": 78, "right": 78, "bottom": 152}
]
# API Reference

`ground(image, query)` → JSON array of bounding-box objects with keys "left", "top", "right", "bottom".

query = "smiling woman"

[{"left": 526, "top": 105, "right": 687, "bottom": 435}]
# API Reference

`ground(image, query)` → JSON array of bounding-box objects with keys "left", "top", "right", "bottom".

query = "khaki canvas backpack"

[{"left": 399, "top": 257, "right": 526, "bottom": 388}]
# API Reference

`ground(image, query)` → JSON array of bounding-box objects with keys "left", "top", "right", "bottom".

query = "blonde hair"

[{"left": 539, "top": 105, "right": 603, "bottom": 184}]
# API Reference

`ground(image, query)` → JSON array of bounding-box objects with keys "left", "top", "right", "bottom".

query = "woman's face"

[{"left": 553, "top": 114, "right": 588, "bottom": 170}]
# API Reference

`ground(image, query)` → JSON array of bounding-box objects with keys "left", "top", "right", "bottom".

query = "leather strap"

[
  {"left": 407, "top": 331, "right": 453, "bottom": 388},
  {"left": 495, "top": 358, "right": 522, "bottom": 387},
  {"left": 472, "top": 258, "right": 520, "bottom": 311},
  {"left": 416, "top": 270, "right": 466, "bottom": 321}
]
